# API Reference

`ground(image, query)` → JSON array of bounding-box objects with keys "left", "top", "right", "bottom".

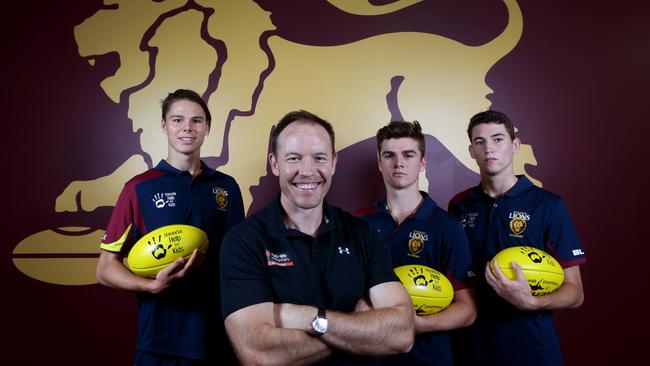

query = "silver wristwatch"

[{"left": 310, "top": 307, "right": 328, "bottom": 336}]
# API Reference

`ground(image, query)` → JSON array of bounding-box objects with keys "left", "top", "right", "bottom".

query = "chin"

[
  {"left": 390, "top": 181, "right": 412, "bottom": 190},
  {"left": 295, "top": 198, "right": 324, "bottom": 210}
]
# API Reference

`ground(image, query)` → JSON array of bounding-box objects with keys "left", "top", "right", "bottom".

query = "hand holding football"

[
  {"left": 127, "top": 224, "right": 208, "bottom": 278},
  {"left": 490, "top": 246, "right": 564, "bottom": 296}
]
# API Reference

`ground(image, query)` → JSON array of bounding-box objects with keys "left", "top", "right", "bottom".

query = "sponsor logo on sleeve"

[{"left": 572, "top": 249, "right": 585, "bottom": 256}]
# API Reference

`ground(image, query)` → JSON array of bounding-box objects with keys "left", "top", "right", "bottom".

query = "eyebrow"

[
  {"left": 382, "top": 149, "right": 416, "bottom": 154},
  {"left": 472, "top": 133, "right": 504, "bottom": 142},
  {"left": 169, "top": 115, "right": 205, "bottom": 120},
  {"left": 284, "top": 151, "right": 330, "bottom": 157},
  {"left": 282, "top": 151, "right": 302, "bottom": 158}
]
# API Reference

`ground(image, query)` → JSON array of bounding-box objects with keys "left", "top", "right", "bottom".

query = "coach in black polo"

[{"left": 220, "top": 110, "right": 414, "bottom": 365}]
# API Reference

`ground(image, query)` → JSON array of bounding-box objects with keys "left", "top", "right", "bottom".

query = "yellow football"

[
  {"left": 394, "top": 264, "right": 454, "bottom": 316},
  {"left": 491, "top": 246, "right": 564, "bottom": 296},
  {"left": 127, "top": 224, "right": 208, "bottom": 278}
]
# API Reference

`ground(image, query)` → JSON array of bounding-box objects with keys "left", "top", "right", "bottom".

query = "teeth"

[{"left": 296, "top": 183, "right": 318, "bottom": 190}]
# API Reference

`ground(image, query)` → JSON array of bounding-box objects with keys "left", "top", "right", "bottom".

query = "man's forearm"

[
  {"left": 276, "top": 302, "right": 413, "bottom": 356},
  {"left": 226, "top": 304, "right": 333, "bottom": 366},
  {"left": 520, "top": 266, "right": 584, "bottom": 311},
  {"left": 414, "top": 288, "right": 477, "bottom": 333},
  {"left": 322, "top": 303, "right": 414, "bottom": 355}
]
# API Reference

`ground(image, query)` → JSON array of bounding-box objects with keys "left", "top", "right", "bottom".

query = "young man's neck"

[
  {"left": 165, "top": 152, "right": 202, "bottom": 176},
  {"left": 480, "top": 173, "right": 519, "bottom": 198},
  {"left": 280, "top": 197, "right": 324, "bottom": 237},
  {"left": 386, "top": 184, "right": 422, "bottom": 224}
]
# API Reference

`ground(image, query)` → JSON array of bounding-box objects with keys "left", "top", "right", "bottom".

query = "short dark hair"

[
  {"left": 161, "top": 89, "right": 212, "bottom": 128},
  {"left": 270, "top": 110, "right": 335, "bottom": 155},
  {"left": 376, "top": 120, "right": 425, "bottom": 155},
  {"left": 467, "top": 110, "right": 515, "bottom": 141}
]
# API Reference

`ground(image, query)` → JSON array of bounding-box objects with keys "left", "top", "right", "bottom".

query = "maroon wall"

[{"left": 5, "top": 0, "right": 648, "bottom": 364}]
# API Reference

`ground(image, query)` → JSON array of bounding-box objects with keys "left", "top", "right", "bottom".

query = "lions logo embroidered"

[
  {"left": 407, "top": 230, "right": 429, "bottom": 258},
  {"left": 213, "top": 187, "right": 229, "bottom": 210},
  {"left": 509, "top": 211, "right": 530, "bottom": 237}
]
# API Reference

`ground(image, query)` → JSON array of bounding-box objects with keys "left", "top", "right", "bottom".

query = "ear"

[
  {"left": 513, "top": 137, "right": 521, "bottom": 153},
  {"left": 419, "top": 154, "right": 427, "bottom": 173},
  {"left": 269, "top": 153, "right": 280, "bottom": 177},
  {"left": 161, "top": 118, "right": 168, "bottom": 134},
  {"left": 468, "top": 143, "right": 477, "bottom": 159},
  {"left": 331, "top": 152, "right": 338, "bottom": 176}
]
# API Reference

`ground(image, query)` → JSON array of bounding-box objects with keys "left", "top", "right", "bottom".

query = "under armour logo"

[{"left": 338, "top": 247, "right": 350, "bottom": 254}]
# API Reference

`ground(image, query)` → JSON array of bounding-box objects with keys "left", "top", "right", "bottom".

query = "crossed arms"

[{"left": 224, "top": 281, "right": 415, "bottom": 366}]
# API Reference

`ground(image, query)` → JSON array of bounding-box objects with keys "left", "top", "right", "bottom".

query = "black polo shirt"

[{"left": 220, "top": 195, "right": 399, "bottom": 364}]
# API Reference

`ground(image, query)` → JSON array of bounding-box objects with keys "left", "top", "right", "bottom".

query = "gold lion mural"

[{"left": 13, "top": 0, "right": 538, "bottom": 285}]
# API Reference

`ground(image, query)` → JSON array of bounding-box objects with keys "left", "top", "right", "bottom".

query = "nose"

[
  {"left": 394, "top": 155, "right": 405, "bottom": 168},
  {"left": 182, "top": 120, "right": 193, "bottom": 131},
  {"left": 299, "top": 158, "right": 315, "bottom": 176},
  {"left": 484, "top": 140, "right": 494, "bottom": 154}
]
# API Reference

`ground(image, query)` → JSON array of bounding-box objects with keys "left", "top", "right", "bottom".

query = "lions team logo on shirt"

[
  {"left": 407, "top": 230, "right": 429, "bottom": 258},
  {"left": 509, "top": 210, "right": 530, "bottom": 237},
  {"left": 212, "top": 187, "right": 229, "bottom": 210}
]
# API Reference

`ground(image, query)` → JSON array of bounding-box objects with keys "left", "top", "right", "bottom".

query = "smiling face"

[
  {"left": 161, "top": 99, "right": 209, "bottom": 159},
  {"left": 378, "top": 137, "right": 426, "bottom": 192},
  {"left": 269, "top": 120, "right": 337, "bottom": 213},
  {"left": 468, "top": 122, "right": 520, "bottom": 178}
]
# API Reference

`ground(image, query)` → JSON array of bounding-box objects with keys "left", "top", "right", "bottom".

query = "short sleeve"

[
  {"left": 545, "top": 198, "right": 586, "bottom": 268},
  {"left": 365, "top": 225, "right": 400, "bottom": 289},
  {"left": 219, "top": 230, "right": 273, "bottom": 319},
  {"left": 100, "top": 183, "right": 138, "bottom": 254}
]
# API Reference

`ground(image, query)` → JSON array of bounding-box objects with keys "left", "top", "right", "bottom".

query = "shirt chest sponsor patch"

[
  {"left": 460, "top": 212, "right": 478, "bottom": 228},
  {"left": 265, "top": 249, "right": 294, "bottom": 267},
  {"left": 152, "top": 192, "right": 177, "bottom": 208}
]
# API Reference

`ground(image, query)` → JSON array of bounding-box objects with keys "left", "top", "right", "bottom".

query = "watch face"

[{"left": 313, "top": 318, "right": 328, "bottom": 334}]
